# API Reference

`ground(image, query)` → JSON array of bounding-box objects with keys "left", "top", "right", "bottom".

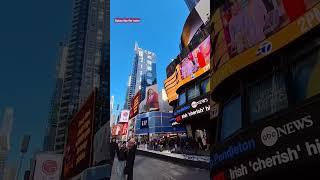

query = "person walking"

[
  {"left": 125, "top": 138, "right": 137, "bottom": 180},
  {"left": 116, "top": 142, "right": 128, "bottom": 180},
  {"left": 110, "top": 138, "right": 118, "bottom": 163}
]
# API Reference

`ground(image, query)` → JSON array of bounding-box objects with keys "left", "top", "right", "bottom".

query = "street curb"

[{"left": 137, "top": 150, "right": 210, "bottom": 170}]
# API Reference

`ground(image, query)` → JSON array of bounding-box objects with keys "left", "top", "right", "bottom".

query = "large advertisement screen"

[
  {"left": 180, "top": 36, "right": 211, "bottom": 80},
  {"left": 127, "top": 117, "right": 136, "bottom": 140},
  {"left": 220, "top": 0, "right": 319, "bottom": 58},
  {"left": 129, "top": 91, "right": 141, "bottom": 119},
  {"left": 63, "top": 91, "right": 95, "bottom": 179},
  {"left": 139, "top": 84, "right": 160, "bottom": 113}
]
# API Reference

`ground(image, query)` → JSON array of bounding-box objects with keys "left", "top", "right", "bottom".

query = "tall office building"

[
  {"left": 43, "top": 41, "right": 68, "bottom": 151},
  {"left": 124, "top": 42, "right": 157, "bottom": 109},
  {"left": 0, "top": 107, "right": 14, "bottom": 180},
  {"left": 52, "top": 0, "right": 110, "bottom": 153}
]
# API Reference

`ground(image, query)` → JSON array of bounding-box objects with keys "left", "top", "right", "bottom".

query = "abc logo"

[
  {"left": 261, "top": 126, "right": 278, "bottom": 147},
  {"left": 257, "top": 41, "right": 272, "bottom": 56},
  {"left": 191, "top": 101, "right": 198, "bottom": 108}
]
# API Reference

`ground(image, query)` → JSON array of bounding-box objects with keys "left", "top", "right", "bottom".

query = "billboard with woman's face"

[
  {"left": 220, "top": 0, "right": 320, "bottom": 58},
  {"left": 180, "top": 36, "right": 211, "bottom": 80},
  {"left": 145, "top": 85, "right": 160, "bottom": 111},
  {"left": 139, "top": 84, "right": 160, "bottom": 113}
]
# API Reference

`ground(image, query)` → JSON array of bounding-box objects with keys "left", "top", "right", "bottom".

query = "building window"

[
  {"left": 147, "top": 60, "right": 152, "bottom": 65},
  {"left": 220, "top": 96, "right": 242, "bottom": 141},
  {"left": 187, "top": 84, "right": 200, "bottom": 101},
  {"left": 147, "top": 79, "right": 153, "bottom": 84},
  {"left": 200, "top": 78, "right": 210, "bottom": 94},
  {"left": 290, "top": 48, "right": 320, "bottom": 103},
  {"left": 147, "top": 66, "right": 152, "bottom": 71},
  {"left": 248, "top": 71, "right": 288, "bottom": 122},
  {"left": 147, "top": 72, "right": 152, "bottom": 77},
  {"left": 179, "top": 92, "right": 186, "bottom": 106}
]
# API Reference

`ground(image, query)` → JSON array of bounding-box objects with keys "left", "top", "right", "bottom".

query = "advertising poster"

[
  {"left": 180, "top": 36, "right": 210, "bottom": 80},
  {"left": 118, "top": 110, "right": 130, "bottom": 123},
  {"left": 140, "top": 84, "right": 160, "bottom": 112},
  {"left": 63, "top": 92, "right": 95, "bottom": 179},
  {"left": 130, "top": 91, "right": 141, "bottom": 119},
  {"left": 220, "top": 0, "right": 320, "bottom": 58},
  {"left": 121, "top": 122, "right": 129, "bottom": 135},
  {"left": 93, "top": 123, "right": 110, "bottom": 165},
  {"left": 127, "top": 117, "right": 136, "bottom": 140},
  {"left": 111, "top": 125, "right": 117, "bottom": 136},
  {"left": 33, "top": 153, "right": 63, "bottom": 180}
]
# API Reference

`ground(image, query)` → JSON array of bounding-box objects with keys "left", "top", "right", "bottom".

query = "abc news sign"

[
  {"left": 210, "top": 101, "right": 320, "bottom": 180},
  {"left": 174, "top": 95, "right": 210, "bottom": 121}
]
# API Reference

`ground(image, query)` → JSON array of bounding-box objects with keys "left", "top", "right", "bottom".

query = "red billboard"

[
  {"left": 129, "top": 91, "right": 141, "bottom": 119},
  {"left": 121, "top": 122, "right": 128, "bottom": 135},
  {"left": 63, "top": 91, "right": 96, "bottom": 179}
]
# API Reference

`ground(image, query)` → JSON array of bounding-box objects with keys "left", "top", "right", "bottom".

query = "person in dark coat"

[
  {"left": 125, "top": 138, "right": 137, "bottom": 180},
  {"left": 110, "top": 138, "right": 118, "bottom": 163},
  {"left": 117, "top": 142, "right": 128, "bottom": 180}
]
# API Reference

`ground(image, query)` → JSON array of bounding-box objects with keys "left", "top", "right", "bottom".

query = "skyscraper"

[
  {"left": 124, "top": 43, "right": 157, "bottom": 109},
  {"left": 0, "top": 107, "right": 14, "bottom": 180},
  {"left": 43, "top": 40, "right": 68, "bottom": 151},
  {"left": 51, "top": 0, "right": 109, "bottom": 153}
]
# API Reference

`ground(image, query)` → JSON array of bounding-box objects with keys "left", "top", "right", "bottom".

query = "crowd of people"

[
  {"left": 110, "top": 138, "right": 137, "bottom": 180},
  {"left": 138, "top": 135, "right": 210, "bottom": 156}
]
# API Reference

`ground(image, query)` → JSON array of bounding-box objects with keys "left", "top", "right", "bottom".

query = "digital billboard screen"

[
  {"left": 63, "top": 91, "right": 95, "bottom": 179},
  {"left": 220, "top": 0, "right": 320, "bottom": 58},
  {"left": 130, "top": 91, "right": 141, "bottom": 119},
  {"left": 139, "top": 84, "right": 160, "bottom": 113},
  {"left": 180, "top": 36, "right": 210, "bottom": 80}
]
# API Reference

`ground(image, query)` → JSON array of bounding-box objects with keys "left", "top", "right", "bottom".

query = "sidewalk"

[
  {"left": 137, "top": 146, "right": 210, "bottom": 169},
  {"left": 137, "top": 147, "right": 210, "bottom": 163}
]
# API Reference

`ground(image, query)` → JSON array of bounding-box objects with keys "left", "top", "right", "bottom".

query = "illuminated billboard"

[
  {"left": 139, "top": 84, "right": 160, "bottom": 113},
  {"left": 180, "top": 36, "right": 210, "bottom": 80},
  {"left": 220, "top": 0, "right": 319, "bottom": 58},
  {"left": 164, "top": 36, "right": 211, "bottom": 104},
  {"left": 129, "top": 91, "right": 141, "bottom": 119},
  {"left": 211, "top": 0, "right": 320, "bottom": 92},
  {"left": 63, "top": 91, "right": 95, "bottom": 179}
]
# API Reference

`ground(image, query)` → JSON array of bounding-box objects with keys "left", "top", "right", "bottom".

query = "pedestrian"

[
  {"left": 125, "top": 138, "right": 137, "bottom": 180},
  {"left": 116, "top": 142, "right": 127, "bottom": 180},
  {"left": 110, "top": 138, "right": 118, "bottom": 163}
]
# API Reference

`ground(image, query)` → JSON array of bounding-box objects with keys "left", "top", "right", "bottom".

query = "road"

[{"left": 111, "top": 155, "right": 210, "bottom": 180}]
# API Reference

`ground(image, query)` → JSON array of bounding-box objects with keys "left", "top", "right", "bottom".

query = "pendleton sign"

[
  {"left": 210, "top": 1, "right": 320, "bottom": 92},
  {"left": 174, "top": 94, "right": 210, "bottom": 122}
]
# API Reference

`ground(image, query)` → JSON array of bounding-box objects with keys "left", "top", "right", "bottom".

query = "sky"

[
  {"left": 111, "top": 0, "right": 189, "bottom": 112},
  {"left": 0, "top": 0, "right": 72, "bottom": 177}
]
